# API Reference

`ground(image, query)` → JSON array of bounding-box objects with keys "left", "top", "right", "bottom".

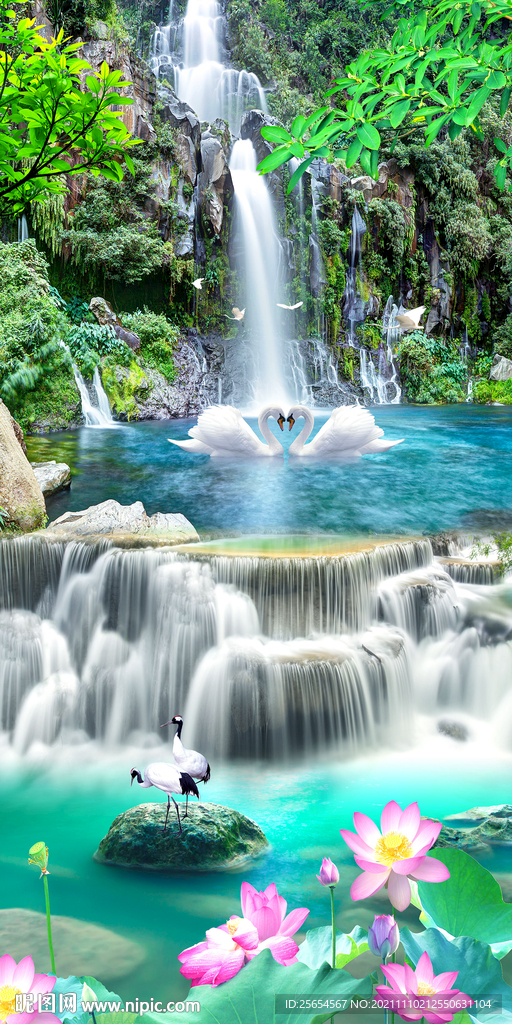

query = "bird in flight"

[
  {"left": 395, "top": 306, "right": 425, "bottom": 331},
  {"left": 192, "top": 278, "right": 204, "bottom": 290},
  {"left": 225, "top": 307, "right": 245, "bottom": 321},
  {"left": 277, "top": 301, "right": 303, "bottom": 310}
]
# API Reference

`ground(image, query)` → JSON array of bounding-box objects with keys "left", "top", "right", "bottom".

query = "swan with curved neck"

[
  {"left": 168, "top": 405, "right": 286, "bottom": 457},
  {"left": 287, "top": 404, "right": 404, "bottom": 457}
]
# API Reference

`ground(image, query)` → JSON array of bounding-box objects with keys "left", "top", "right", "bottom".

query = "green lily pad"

[
  {"left": 417, "top": 850, "right": 512, "bottom": 956},
  {"left": 141, "top": 948, "right": 373, "bottom": 1024},
  {"left": 297, "top": 925, "right": 369, "bottom": 970}
]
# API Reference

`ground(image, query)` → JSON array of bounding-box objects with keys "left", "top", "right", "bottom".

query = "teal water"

[
  {"left": 26, "top": 405, "right": 512, "bottom": 534},
  {"left": 2, "top": 743, "right": 512, "bottom": 1002}
]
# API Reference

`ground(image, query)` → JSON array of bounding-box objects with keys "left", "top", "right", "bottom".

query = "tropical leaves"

[{"left": 257, "top": 0, "right": 512, "bottom": 193}]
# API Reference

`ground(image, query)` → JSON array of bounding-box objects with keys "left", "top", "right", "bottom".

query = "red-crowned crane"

[
  {"left": 130, "top": 762, "right": 199, "bottom": 834},
  {"left": 160, "top": 714, "right": 210, "bottom": 817}
]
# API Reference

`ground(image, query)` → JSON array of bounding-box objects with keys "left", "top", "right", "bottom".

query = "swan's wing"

[
  {"left": 395, "top": 314, "right": 414, "bottom": 329},
  {"left": 358, "top": 437, "right": 404, "bottom": 454},
  {"left": 291, "top": 301, "right": 303, "bottom": 309},
  {"left": 168, "top": 437, "right": 213, "bottom": 454},
  {"left": 307, "top": 406, "right": 381, "bottom": 455},
  {"left": 277, "top": 303, "right": 291, "bottom": 309},
  {"left": 189, "top": 405, "right": 267, "bottom": 456}
]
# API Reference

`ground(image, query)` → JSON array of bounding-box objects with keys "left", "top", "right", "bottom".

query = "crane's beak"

[
  {"left": 130, "top": 776, "right": 134, "bottom": 786},
  {"left": 160, "top": 721, "right": 172, "bottom": 728},
  {"left": 287, "top": 415, "right": 295, "bottom": 431},
  {"left": 277, "top": 415, "right": 285, "bottom": 431}
]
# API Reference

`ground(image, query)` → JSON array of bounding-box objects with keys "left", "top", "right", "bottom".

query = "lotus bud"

[
  {"left": 316, "top": 857, "right": 339, "bottom": 887},
  {"left": 368, "top": 914, "right": 400, "bottom": 961},
  {"left": 28, "top": 841, "right": 49, "bottom": 877}
]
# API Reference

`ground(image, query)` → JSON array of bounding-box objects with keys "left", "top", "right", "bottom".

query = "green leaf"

[
  {"left": 124, "top": 152, "right": 135, "bottom": 174},
  {"left": 488, "top": 70, "right": 506, "bottom": 89},
  {"left": 449, "top": 121, "right": 465, "bottom": 140},
  {"left": 465, "top": 86, "right": 492, "bottom": 124},
  {"left": 400, "top": 927, "right": 512, "bottom": 1018},
  {"left": 389, "top": 98, "right": 411, "bottom": 127},
  {"left": 500, "top": 86, "right": 512, "bottom": 117},
  {"left": 141, "top": 948, "right": 373, "bottom": 1024},
  {"left": 291, "top": 114, "right": 307, "bottom": 139},
  {"left": 260, "top": 125, "right": 292, "bottom": 144},
  {"left": 359, "top": 148, "right": 373, "bottom": 175},
  {"left": 494, "top": 137, "right": 508, "bottom": 153},
  {"left": 297, "top": 926, "right": 369, "bottom": 971},
  {"left": 257, "top": 147, "right": 292, "bottom": 174},
  {"left": 356, "top": 121, "right": 381, "bottom": 150},
  {"left": 453, "top": 8, "right": 464, "bottom": 33},
  {"left": 287, "top": 154, "right": 315, "bottom": 193},
  {"left": 418, "top": 850, "right": 512, "bottom": 956},
  {"left": 345, "top": 137, "right": 363, "bottom": 167},
  {"left": 494, "top": 162, "right": 507, "bottom": 189}
]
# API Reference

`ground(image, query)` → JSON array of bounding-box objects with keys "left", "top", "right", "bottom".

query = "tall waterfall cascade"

[
  {"left": 1, "top": 535, "right": 511, "bottom": 761},
  {"left": 150, "top": 0, "right": 267, "bottom": 132}
]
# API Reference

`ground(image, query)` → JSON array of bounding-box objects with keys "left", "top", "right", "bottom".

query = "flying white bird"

[
  {"left": 395, "top": 306, "right": 426, "bottom": 331},
  {"left": 192, "top": 278, "right": 204, "bottom": 290},
  {"left": 161, "top": 714, "right": 210, "bottom": 817},
  {"left": 130, "top": 763, "right": 199, "bottom": 834},
  {"left": 277, "top": 301, "right": 304, "bottom": 310},
  {"left": 286, "top": 405, "right": 404, "bottom": 457},
  {"left": 168, "top": 405, "right": 286, "bottom": 457},
  {"left": 225, "top": 307, "right": 245, "bottom": 321}
]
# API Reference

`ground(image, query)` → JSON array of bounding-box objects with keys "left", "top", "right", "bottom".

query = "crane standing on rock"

[
  {"left": 130, "top": 763, "right": 199, "bottom": 834},
  {"left": 161, "top": 714, "right": 210, "bottom": 817}
]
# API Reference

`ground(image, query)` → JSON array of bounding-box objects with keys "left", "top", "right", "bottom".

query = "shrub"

[
  {"left": 121, "top": 309, "right": 179, "bottom": 383},
  {"left": 492, "top": 315, "right": 512, "bottom": 359},
  {"left": 66, "top": 322, "right": 130, "bottom": 377}
]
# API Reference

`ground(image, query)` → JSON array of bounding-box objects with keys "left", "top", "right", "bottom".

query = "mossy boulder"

[
  {"left": 435, "top": 805, "right": 512, "bottom": 854},
  {"left": 94, "top": 802, "right": 268, "bottom": 871}
]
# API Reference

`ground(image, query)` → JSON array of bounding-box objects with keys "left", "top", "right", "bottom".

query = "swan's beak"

[
  {"left": 287, "top": 415, "right": 295, "bottom": 431},
  {"left": 277, "top": 415, "right": 285, "bottom": 431}
]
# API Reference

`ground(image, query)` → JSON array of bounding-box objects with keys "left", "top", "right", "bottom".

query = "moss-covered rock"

[{"left": 94, "top": 802, "right": 268, "bottom": 871}]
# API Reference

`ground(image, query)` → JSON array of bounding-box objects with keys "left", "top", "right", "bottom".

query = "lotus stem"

[
  {"left": 330, "top": 885, "right": 336, "bottom": 969},
  {"left": 43, "top": 873, "right": 56, "bottom": 974}
]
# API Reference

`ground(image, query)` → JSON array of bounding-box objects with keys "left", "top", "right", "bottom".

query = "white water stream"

[
  {"left": 71, "top": 363, "right": 116, "bottom": 428},
  {"left": 1, "top": 537, "right": 510, "bottom": 763}
]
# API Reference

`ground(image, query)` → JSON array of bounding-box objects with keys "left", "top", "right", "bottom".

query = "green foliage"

[
  {"left": 101, "top": 358, "right": 149, "bottom": 419},
  {"left": 318, "top": 220, "right": 345, "bottom": 258},
  {"left": 493, "top": 313, "right": 512, "bottom": 358},
  {"left": 120, "top": 308, "right": 178, "bottom": 382},
  {"left": 297, "top": 925, "right": 370, "bottom": 971},
  {"left": 30, "top": 194, "right": 66, "bottom": 258},
  {"left": 398, "top": 330, "right": 468, "bottom": 403},
  {"left": 0, "top": 6, "right": 139, "bottom": 214},
  {"left": 0, "top": 506, "right": 8, "bottom": 530},
  {"left": 474, "top": 377, "right": 512, "bottom": 404},
  {"left": 367, "top": 198, "right": 408, "bottom": 275},
  {"left": 256, "top": 0, "right": 512, "bottom": 195},
  {"left": 66, "top": 321, "right": 129, "bottom": 376},
  {"left": 471, "top": 532, "right": 512, "bottom": 577}
]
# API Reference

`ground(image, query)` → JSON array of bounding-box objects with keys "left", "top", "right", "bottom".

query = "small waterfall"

[
  {"left": 2, "top": 535, "right": 512, "bottom": 760},
  {"left": 343, "top": 207, "right": 367, "bottom": 342},
  {"left": 359, "top": 348, "right": 388, "bottom": 405},
  {"left": 229, "top": 139, "right": 288, "bottom": 407},
  {"left": 150, "top": 0, "right": 267, "bottom": 133},
  {"left": 17, "top": 215, "right": 29, "bottom": 242},
  {"left": 72, "top": 363, "right": 116, "bottom": 428}
]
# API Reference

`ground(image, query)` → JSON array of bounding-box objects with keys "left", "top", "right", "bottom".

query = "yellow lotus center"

[
  {"left": 374, "top": 831, "right": 413, "bottom": 866},
  {"left": 226, "top": 919, "right": 240, "bottom": 938},
  {"left": 417, "top": 982, "right": 436, "bottom": 996},
  {"left": 0, "top": 985, "right": 23, "bottom": 1020}
]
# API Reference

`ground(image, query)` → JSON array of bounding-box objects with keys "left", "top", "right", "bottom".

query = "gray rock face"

[
  {"left": 490, "top": 354, "right": 512, "bottom": 381},
  {"left": 46, "top": 500, "right": 199, "bottom": 542},
  {"left": 198, "top": 132, "right": 233, "bottom": 236},
  {"left": 0, "top": 907, "right": 145, "bottom": 979},
  {"left": 135, "top": 337, "right": 225, "bottom": 419},
  {"left": 435, "top": 805, "right": 512, "bottom": 853},
  {"left": 94, "top": 802, "right": 269, "bottom": 871},
  {"left": 0, "top": 399, "right": 46, "bottom": 532},
  {"left": 31, "top": 461, "right": 71, "bottom": 497},
  {"left": 89, "top": 298, "right": 141, "bottom": 351}
]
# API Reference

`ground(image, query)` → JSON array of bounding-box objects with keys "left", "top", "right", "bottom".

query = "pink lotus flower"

[
  {"left": 340, "top": 800, "right": 450, "bottom": 911},
  {"left": 241, "top": 882, "right": 310, "bottom": 964},
  {"left": 0, "top": 956, "right": 60, "bottom": 1024},
  {"left": 178, "top": 882, "right": 310, "bottom": 986},
  {"left": 316, "top": 858, "right": 339, "bottom": 887},
  {"left": 375, "top": 950, "right": 473, "bottom": 1023},
  {"left": 178, "top": 917, "right": 259, "bottom": 987}
]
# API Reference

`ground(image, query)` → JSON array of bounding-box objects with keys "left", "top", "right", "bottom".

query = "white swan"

[
  {"left": 286, "top": 405, "right": 404, "bottom": 457},
  {"left": 168, "top": 405, "right": 286, "bottom": 458}
]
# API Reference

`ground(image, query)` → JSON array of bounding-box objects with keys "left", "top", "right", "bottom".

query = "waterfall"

[
  {"left": 343, "top": 207, "right": 367, "bottom": 342},
  {"left": 4, "top": 534, "right": 511, "bottom": 762},
  {"left": 229, "top": 140, "right": 288, "bottom": 407},
  {"left": 17, "top": 215, "right": 29, "bottom": 242},
  {"left": 150, "top": 0, "right": 267, "bottom": 133},
  {"left": 72, "top": 363, "right": 116, "bottom": 428}
]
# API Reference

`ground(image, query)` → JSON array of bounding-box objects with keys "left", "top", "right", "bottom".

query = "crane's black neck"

[
  {"left": 132, "top": 769, "right": 143, "bottom": 784},
  {"left": 175, "top": 720, "right": 183, "bottom": 739}
]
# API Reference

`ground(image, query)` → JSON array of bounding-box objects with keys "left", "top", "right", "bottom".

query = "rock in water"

[
  {"left": 45, "top": 499, "right": 198, "bottom": 544},
  {"left": 437, "top": 719, "right": 468, "bottom": 742},
  {"left": 94, "top": 802, "right": 268, "bottom": 871},
  {"left": 435, "top": 805, "right": 512, "bottom": 853},
  {"left": 31, "top": 461, "right": 71, "bottom": 497},
  {"left": 0, "top": 399, "right": 46, "bottom": 531},
  {"left": 0, "top": 908, "right": 145, "bottom": 979}
]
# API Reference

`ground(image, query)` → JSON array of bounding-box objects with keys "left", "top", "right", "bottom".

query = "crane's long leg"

[
  {"left": 163, "top": 795, "right": 171, "bottom": 832},
  {"left": 172, "top": 796, "right": 182, "bottom": 834},
  {"left": 183, "top": 794, "right": 189, "bottom": 818}
]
